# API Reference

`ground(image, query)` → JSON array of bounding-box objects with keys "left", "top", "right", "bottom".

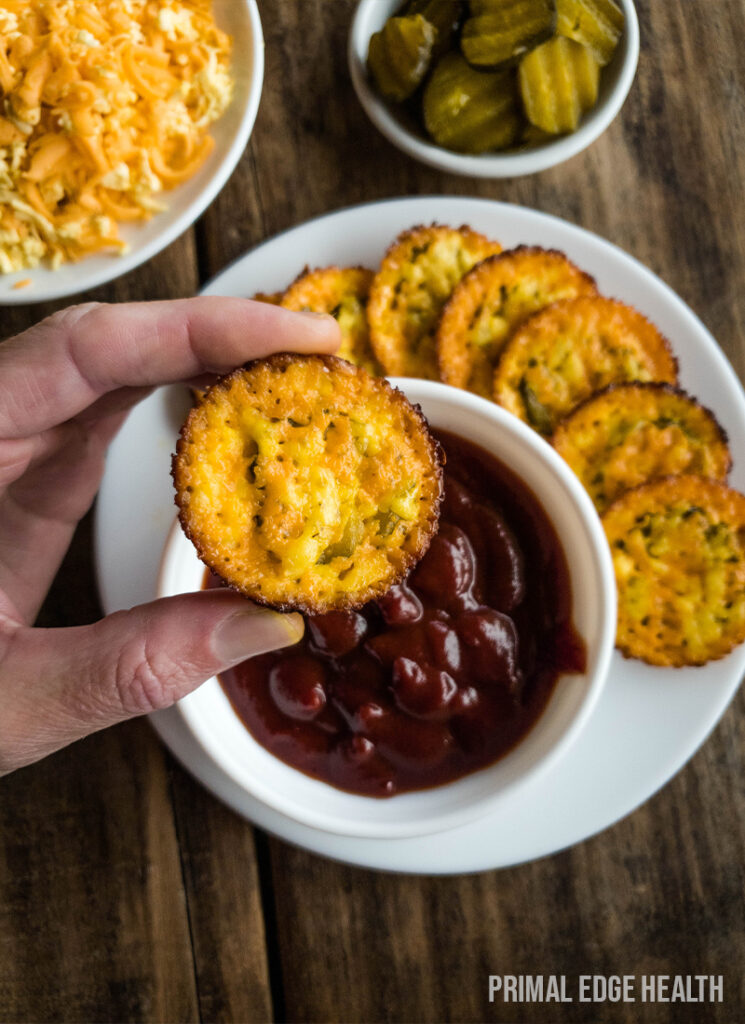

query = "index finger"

[{"left": 0, "top": 297, "right": 341, "bottom": 440}]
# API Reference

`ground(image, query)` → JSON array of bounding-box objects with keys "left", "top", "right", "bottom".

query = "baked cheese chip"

[
  {"left": 437, "top": 246, "right": 597, "bottom": 398},
  {"left": 603, "top": 476, "right": 745, "bottom": 666},
  {"left": 494, "top": 297, "right": 678, "bottom": 434},
  {"left": 554, "top": 383, "right": 730, "bottom": 512},
  {"left": 173, "top": 355, "right": 444, "bottom": 614},
  {"left": 280, "top": 266, "right": 381, "bottom": 375},
  {"left": 368, "top": 224, "right": 502, "bottom": 379}
]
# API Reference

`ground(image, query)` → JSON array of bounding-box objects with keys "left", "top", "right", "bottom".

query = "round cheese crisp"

[
  {"left": 281, "top": 266, "right": 381, "bottom": 375},
  {"left": 437, "top": 246, "right": 598, "bottom": 399},
  {"left": 494, "top": 297, "right": 678, "bottom": 435},
  {"left": 173, "top": 355, "right": 444, "bottom": 614},
  {"left": 367, "top": 224, "right": 502, "bottom": 380},
  {"left": 554, "top": 383, "right": 730, "bottom": 513},
  {"left": 603, "top": 476, "right": 745, "bottom": 666}
]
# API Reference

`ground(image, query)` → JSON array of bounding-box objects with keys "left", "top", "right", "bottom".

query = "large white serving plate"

[{"left": 95, "top": 197, "right": 745, "bottom": 873}]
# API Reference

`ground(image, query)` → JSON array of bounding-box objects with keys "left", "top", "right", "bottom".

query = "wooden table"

[{"left": 1, "top": 2, "right": 744, "bottom": 1021}]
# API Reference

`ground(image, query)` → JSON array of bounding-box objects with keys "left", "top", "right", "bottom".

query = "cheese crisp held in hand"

[
  {"left": 368, "top": 224, "right": 502, "bottom": 380},
  {"left": 437, "top": 246, "right": 598, "bottom": 399},
  {"left": 173, "top": 355, "right": 444, "bottom": 614},
  {"left": 603, "top": 476, "right": 745, "bottom": 666}
]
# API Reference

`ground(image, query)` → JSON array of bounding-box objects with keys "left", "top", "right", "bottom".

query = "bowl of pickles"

[{"left": 348, "top": 0, "right": 639, "bottom": 177}]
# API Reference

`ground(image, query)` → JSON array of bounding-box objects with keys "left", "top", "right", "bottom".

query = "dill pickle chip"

[
  {"left": 407, "top": 0, "right": 463, "bottom": 57},
  {"left": 519, "top": 35, "right": 599, "bottom": 133},
  {"left": 423, "top": 52, "right": 521, "bottom": 153},
  {"left": 520, "top": 121, "right": 555, "bottom": 146},
  {"left": 461, "top": 0, "right": 556, "bottom": 70},
  {"left": 556, "top": 0, "right": 624, "bottom": 65},
  {"left": 367, "top": 13, "right": 437, "bottom": 102}
]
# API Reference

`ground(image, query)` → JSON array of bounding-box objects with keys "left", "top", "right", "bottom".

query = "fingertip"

[
  {"left": 289, "top": 309, "right": 342, "bottom": 352},
  {"left": 213, "top": 605, "right": 304, "bottom": 664},
  {"left": 285, "top": 612, "right": 305, "bottom": 642}
]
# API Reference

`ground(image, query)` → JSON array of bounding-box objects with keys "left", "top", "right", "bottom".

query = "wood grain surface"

[{"left": 1, "top": 1, "right": 744, "bottom": 1022}]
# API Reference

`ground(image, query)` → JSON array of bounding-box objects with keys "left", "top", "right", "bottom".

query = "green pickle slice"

[
  {"left": 461, "top": 0, "right": 556, "bottom": 70},
  {"left": 423, "top": 52, "right": 522, "bottom": 152},
  {"left": 555, "top": 0, "right": 624, "bottom": 65},
  {"left": 407, "top": 0, "right": 463, "bottom": 57},
  {"left": 519, "top": 35, "right": 599, "bottom": 133},
  {"left": 367, "top": 13, "right": 437, "bottom": 102}
]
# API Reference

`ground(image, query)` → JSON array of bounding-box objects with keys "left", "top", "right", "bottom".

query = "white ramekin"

[
  {"left": 158, "top": 379, "right": 616, "bottom": 839},
  {"left": 348, "top": 0, "right": 639, "bottom": 178}
]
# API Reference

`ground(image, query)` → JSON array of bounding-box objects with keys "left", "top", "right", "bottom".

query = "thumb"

[{"left": 0, "top": 590, "right": 303, "bottom": 774}]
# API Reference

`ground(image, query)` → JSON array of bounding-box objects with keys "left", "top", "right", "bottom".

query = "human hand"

[{"left": 0, "top": 297, "right": 340, "bottom": 774}]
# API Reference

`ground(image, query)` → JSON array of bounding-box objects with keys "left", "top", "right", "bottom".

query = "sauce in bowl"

[{"left": 209, "top": 429, "right": 585, "bottom": 797}]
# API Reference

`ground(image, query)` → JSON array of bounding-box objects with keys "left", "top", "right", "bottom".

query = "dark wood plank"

[
  {"left": 0, "top": 720, "right": 198, "bottom": 1024},
  {"left": 168, "top": 768, "right": 275, "bottom": 1023}
]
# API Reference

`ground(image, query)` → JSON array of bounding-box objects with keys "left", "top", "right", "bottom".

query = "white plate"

[
  {"left": 0, "top": 0, "right": 263, "bottom": 306},
  {"left": 95, "top": 197, "right": 745, "bottom": 873}
]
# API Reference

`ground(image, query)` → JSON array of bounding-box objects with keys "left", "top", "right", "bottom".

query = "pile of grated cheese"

[{"left": 0, "top": 0, "right": 233, "bottom": 273}]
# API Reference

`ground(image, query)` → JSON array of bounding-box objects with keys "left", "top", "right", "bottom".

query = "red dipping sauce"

[{"left": 209, "top": 429, "right": 585, "bottom": 797}]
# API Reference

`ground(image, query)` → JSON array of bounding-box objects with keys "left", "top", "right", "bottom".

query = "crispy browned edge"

[
  {"left": 552, "top": 381, "right": 729, "bottom": 467},
  {"left": 494, "top": 294, "right": 680, "bottom": 409},
  {"left": 374, "top": 222, "right": 489, "bottom": 276},
  {"left": 172, "top": 352, "right": 445, "bottom": 614},
  {"left": 280, "top": 263, "right": 374, "bottom": 299},
  {"left": 436, "top": 244, "right": 599, "bottom": 383},
  {"left": 602, "top": 474, "right": 745, "bottom": 666},
  {"left": 368, "top": 222, "right": 500, "bottom": 371}
]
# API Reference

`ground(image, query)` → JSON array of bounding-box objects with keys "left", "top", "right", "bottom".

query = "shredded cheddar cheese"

[{"left": 0, "top": 0, "right": 233, "bottom": 272}]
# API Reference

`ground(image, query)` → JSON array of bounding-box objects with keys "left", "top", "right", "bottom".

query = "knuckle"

[
  {"left": 110, "top": 631, "right": 186, "bottom": 715},
  {"left": 0, "top": 438, "right": 33, "bottom": 484},
  {"left": 45, "top": 302, "right": 103, "bottom": 333}
]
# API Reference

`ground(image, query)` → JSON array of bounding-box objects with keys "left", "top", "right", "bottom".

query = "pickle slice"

[
  {"left": 423, "top": 52, "right": 522, "bottom": 153},
  {"left": 407, "top": 0, "right": 463, "bottom": 57},
  {"left": 520, "top": 121, "right": 555, "bottom": 146},
  {"left": 367, "top": 13, "right": 437, "bottom": 102},
  {"left": 519, "top": 35, "right": 599, "bottom": 134},
  {"left": 461, "top": 0, "right": 556, "bottom": 70},
  {"left": 556, "top": 0, "right": 624, "bottom": 65}
]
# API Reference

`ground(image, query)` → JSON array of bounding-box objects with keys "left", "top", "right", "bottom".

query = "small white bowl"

[
  {"left": 0, "top": 0, "right": 264, "bottom": 305},
  {"left": 158, "top": 379, "right": 616, "bottom": 839},
  {"left": 348, "top": 0, "right": 639, "bottom": 178}
]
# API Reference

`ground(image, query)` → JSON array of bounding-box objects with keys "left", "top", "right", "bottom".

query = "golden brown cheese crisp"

[
  {"left": 554, "top": 383, "right": 731, "bottom": 513},
  {"left": 280, "top": 266, "right": 381, "bottom": 375},
  {"left": 367, "top": 224, "right": 502, "bottom": 380},
  {"left": 437, "top": 246, "right": 598, "bottom": 399},
  {"left": 173, "top": 354, "right": 444, "bottom": 614},
  {"left": 603, "top": 476, "right": 745, "bottom": 666},
  {"left": 493, "top": 297, "right": 678, "bottom": 435}
]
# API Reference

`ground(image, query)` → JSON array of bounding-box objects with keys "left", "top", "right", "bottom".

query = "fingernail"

[
  {"left": 215, "top": 608, "right": 304, "bottom": 664},
  {"left": 297, "top": 310, "right": 333, "bottom": 320}
]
